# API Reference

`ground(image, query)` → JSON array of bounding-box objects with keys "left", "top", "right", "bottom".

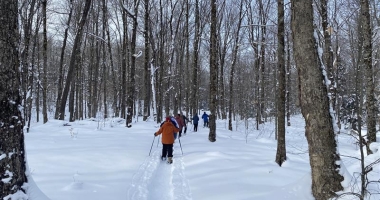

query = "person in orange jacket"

[{"left": 154, "top": 116, "right": 179, "bottom": 164}]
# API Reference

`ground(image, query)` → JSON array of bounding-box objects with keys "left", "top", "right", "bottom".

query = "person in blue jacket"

[
  {"left": 202, "top": 112, "right": 209, "bottom": 128},
  {"left": 192, "top": 113, "right": 199, "bottom": 132}
]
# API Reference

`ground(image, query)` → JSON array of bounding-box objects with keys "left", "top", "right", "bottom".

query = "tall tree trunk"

[
  {"left": 69, "top": 73, "right": 76, "bottom": 121},
  {"left": 27, "top": 5, "right": 40, "bottom": 132},
  {"left": 291, "top": 0, "right": 344, "bottom": 199},
  {"left": 259, "top": 0, "right": 268, "bottom": 123},
  {"left": 228, "top": 1, "right": 243, "bottom": 131},
  {"left": 361, "top": 0, "right": 376, "bottom": 154},
  {"left": 0, "top": 0, "right": 28, "bottom": 197},
  {"left": 355, "top": 13, "right": 365, "bottom": 198},
  {"left": 191, "top": 0, "right": 200, "bottom": 117},
  {"left": 208, "top": 0, "right": 217, "bottom": 142},
  {"left": 55, "top": 0, "right": 73, "bottom": 119},
  {"left": 286, "top": 32, "right": 291, "bottom": 126},
  {"left": 321, "top": 0, "right": 336, "bottom": 111},
  {"left": 143, "top": 0, "right": 151, "bottom": 121},
  {"left": 122, "top": 0, "right": 140, "bottom": 127},
  {"left": 20, "top": 0, "right": 37, "bottom": 125},
  {"left": 106, "top": 19, "right": 118, "bottom": 117},
  {"left": 120, "top": 8, "right": 128, "bottom": 119},
  {"left": 90, "top": 6, "right": 100, "bottom": 118},
  {"left": 275, "top": 0, "right": 286, "bottom": 166},
  {"left": 102, "top": 0, "right": 108, "bottom": 119},
  {"left": 184, "top": 0, "right": 190, "bottom": 119},
  {"left": 59, "top": 0, "right": 92, "bottom": 120},
  {"left": 42, "top": 0, "right": 48, "bottom": 123}
]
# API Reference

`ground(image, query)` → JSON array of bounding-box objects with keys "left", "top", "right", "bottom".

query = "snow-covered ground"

[{"left": 24, "top": 114, "right": 380, "bottom": 200}]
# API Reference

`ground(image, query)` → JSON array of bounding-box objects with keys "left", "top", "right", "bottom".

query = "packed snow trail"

[{"left": 127, "top": 141, "right": 192, "bottom": 200}]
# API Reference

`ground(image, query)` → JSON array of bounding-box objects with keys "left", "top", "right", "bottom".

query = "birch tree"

[{"left": 361, "top": 0, "right": 376, "bottom": 154}]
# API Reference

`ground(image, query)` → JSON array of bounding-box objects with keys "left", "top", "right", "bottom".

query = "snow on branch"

[
  {"left": 132, "top": 51, "right": 142, "bottom": 58},
  {"left": 118, "top": 0, "right": 137, "bottom": 20}
]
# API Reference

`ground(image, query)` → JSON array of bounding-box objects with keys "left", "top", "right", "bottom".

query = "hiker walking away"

[
  {"left": 182, "top": 114, "right": 190, "bottom": 135},
  {"left": 202, "top": 112, "right": 209, "bottom": 128},
  {"left": 175, "top": 114, "right": 185, "bottom": 138},
  {"left": 192, "top": 113, "right": 199, "bottom": 132},
  {"left": 160, "top": 116, "right": 179, "bottom": 139},
  {"left": 154, "top": 117, "right": 179, "bottom": 164}
]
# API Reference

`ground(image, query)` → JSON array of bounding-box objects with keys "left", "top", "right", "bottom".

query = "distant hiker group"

[{"left": 153, "top": 112, "right": 209, "bottom": 164}]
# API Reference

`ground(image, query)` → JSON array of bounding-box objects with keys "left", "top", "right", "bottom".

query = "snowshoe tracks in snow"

[{"left": 127, "top": 143, "right": 192, "bottom": 200}]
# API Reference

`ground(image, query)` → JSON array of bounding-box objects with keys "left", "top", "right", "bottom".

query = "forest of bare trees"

[{"left": 1, "top": 0, "right": 379, "bottom": 199}]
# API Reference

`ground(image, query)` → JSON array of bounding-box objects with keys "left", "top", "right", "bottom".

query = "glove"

[{"left": 154, "top": 132, "right": 157, "bottom": 136}]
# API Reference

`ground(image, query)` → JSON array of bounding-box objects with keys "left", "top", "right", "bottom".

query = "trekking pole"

[
  {"left": 149, "top": 136, "right": 156, "bottom": 156},
  {"left": 178, "top": 135, "right": 183, "bottom": 155}
]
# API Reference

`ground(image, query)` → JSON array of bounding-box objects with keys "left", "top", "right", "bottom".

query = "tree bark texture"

[
  {"left": 361, "top": 0, "right": 376, "bottom": 153},
  {"left": 191, "top": 0, "right": 200, "bottom": 117},
  {"left": 275, "top": 0, "right": 286, "bottom": 166},
  {"left": 143, "top": 0, "right": 151, "bottom": 121},
  {"left": 208, "top": 0, "right": 217, "bottom": 142},
  {"left": 291, "top": 0, "right": 344, "bottom": 199},
  {"left": 0, "top": 0, "right": 28, "bottom": 198},
  {"left": 42, "top": 0, "right": 49, "bottom": 124},
  {"left": 125, "top": 0, "right": 140, "bottom": 127}
]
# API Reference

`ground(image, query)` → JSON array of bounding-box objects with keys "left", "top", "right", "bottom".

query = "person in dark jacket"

[
  {"left": 175, "top": 114, "right": 185, "bottom": 138},
  {"left": 192, "top": 114, "right": 199, "bottom": 132},
  {"left": 182, "top": 115, "right": 190, "bottom": 134},
  {"left": 154, "top": 117, "right": 179, "bottom": 164},
  {"left": 202, "top": 112, "right": 209, "bottom": 128}
]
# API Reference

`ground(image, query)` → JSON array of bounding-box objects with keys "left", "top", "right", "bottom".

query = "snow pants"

[
  {"left": 162, "top": 143, "right": 173, "bottom": 158},
  {"left": 194, "top": 123, "right": 198, "bottom": 132}
]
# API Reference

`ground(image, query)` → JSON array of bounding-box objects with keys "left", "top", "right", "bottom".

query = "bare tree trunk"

[
  {"left": 120, "top": 7, "right": 128, "bottom": 119},
  {"left": 275, "top": 0, "right": 286, "bottom": 166},
  {"left": 184, "top": 0, "right": 190, "bottom": 119},
  {"left": 20, "top": 0, "right": 37, "bottom": 126},
  {"left": 355, "top": 15, "right": 365, "bottom": 198},
  {"left": 361, "top": 0, "right": 376, "bottom": 154},
  {"left": 27, "top": 4, "right": 40, "bottom": 132},
  {"left": 106, "top": 20, "right": 118, "bottom": 117},
  {"left": 90, "top": 6, "right": 100, "bottom": 118},
  {"left": 321, "top": 0, "right": 336, "bottom": 111},
  {"left": 42, "top": 0, "right": 48, "bottom": 123},
  {"left": 102, "top": 0, "right": 108, "bottom": 119},
  {"left": 143, "top": 0, "right": 151, "bottom": 121},
  {"left": 258, "top": 0, "right": 268, "bottom": 123},
  {"left": 286, "top": 32, "right": 291, "bottom": 126},
  {"left": 69, "top": 73, "right": 76, "bottom": 121},
  {"left": 122, "top": 0, "right": 140, "bottom": 127},
  {"left": 209, "top": 0, "right": 217, "bottom": 142},
  {"left": 0, "top": 0, "right": 28, "bottom": 197},
  {"left": 228, "top": 1, "right": 243, "bottom": 131},
  {"left": 55, "top": 0, "right": 73, "bottom": 119},
  {"left": 291, "top": 0, "right": 344, "bottom": 199},
  {"left": 191, "top": 0, "right": 200, "bottom": 117},
  {"left": 59, "top": 0, "right": 92, "bottom": 120}
]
